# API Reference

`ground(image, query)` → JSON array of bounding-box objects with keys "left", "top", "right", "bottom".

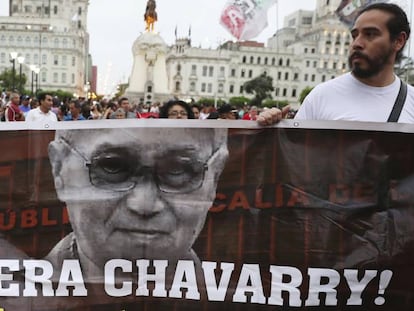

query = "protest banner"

[{"left": 0, "top": 120, "right": 413, "bottom": 310}]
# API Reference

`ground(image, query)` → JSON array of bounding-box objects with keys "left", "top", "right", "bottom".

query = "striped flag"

[
  {"left": 336, "top": 0, "right": 389, "bottom": 27},
  {"left": 220, "top": 0, "right": 277, "bottom": 40}
]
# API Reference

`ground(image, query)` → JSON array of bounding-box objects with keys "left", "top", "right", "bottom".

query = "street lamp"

[
  {"left": 30, "top": 65, "right": 37, "bottom": 96},
  {"left": 33, "top": 67, "right": 40, "bottom": 96},
  {"left": 9, "top": 52, "right": 18, "bottom": 91},
  {"left": 17, "top": 56, "right": 25, "bottom": 94}
]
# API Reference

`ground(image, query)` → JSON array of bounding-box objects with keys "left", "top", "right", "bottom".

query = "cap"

[{"left": 218, "top": 104, "right": 236, "bottom": 114}]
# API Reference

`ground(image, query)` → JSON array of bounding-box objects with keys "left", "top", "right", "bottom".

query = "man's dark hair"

[
  {"left": 37, "top": 92, "right": 52, "bottom": 102},
  {"left": 118, "top": 97, "right": 129, "bottom": 105},
  {"left": 159, "top": 100, "right": 194, "bottom": 119},
  {"left": 358, "top": 3, "right": 410, "bottom": 62}
]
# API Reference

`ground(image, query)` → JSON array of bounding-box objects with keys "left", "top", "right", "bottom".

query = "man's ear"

[
  {"left": 48, "top": 140, "right": 65, "bottom": 191},
  {"left": 394, "top": 31, "right": 408, "bottom": 53}
]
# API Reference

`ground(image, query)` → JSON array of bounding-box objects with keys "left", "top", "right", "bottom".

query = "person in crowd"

[
  {"left": 191, "top": 104, "right": 201, "bottom": 119},
  {"left": 159, "top": 100, "right": 194, "bottom": 119},
  {"left": 5, "top": 92, "right": 25, "bottom": 121},
  {"left": 258, "top": 3, "right": 414, "bottom": 125},
  {"left": 64, "top": 100, "right": 86, "bottom": 121},
  {"left": 242, "top": 105, "right": 258, "bottom": 120},
  {"left": 19, "top": 95, "right": 31, "bottom": 117},
  {"left": 30, "top": 98, "right": 39, "bottom": 110},
  {"left": 218, "top": 104, "right": 238, "bottom": 120},
  {"left": 25, "top": 92, "right": 58, "bottom": 122},
  {"left": 102, "top": 102, "right": 117, "bottom": 119},
  {"left": 118, "top": 97, "right": 136, "bottom": 118},
  {"left": 90, "top": 102, "right": 103, "bottom": 119},
  {"left": 199, "top": 103, "right": 213, "bottom": 119},
  {"left": 111, "top": 107, "right": 127, "bottom": 119},
  {"left": 46, "top": 127, "right": 228, "bottom": 281}
]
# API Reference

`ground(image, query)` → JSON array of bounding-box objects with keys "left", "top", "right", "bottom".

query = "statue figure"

[{"left": 144, "top": 0, "right": 157, "bottom": 32}]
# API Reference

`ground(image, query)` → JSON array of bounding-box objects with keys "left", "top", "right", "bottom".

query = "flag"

[
  {"left": 336, "top": 0, "right": 389, "bottom": 28},
  {"left": 220, "top": 0, "right": 277, "bottom": 41}
]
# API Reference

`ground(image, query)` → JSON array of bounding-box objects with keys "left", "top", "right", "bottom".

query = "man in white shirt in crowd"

[
  {"left": 25, "top": 92, "right": 58, "bottom": 122},
  {"left": 258, "top": 3, "right": 414, "bottom": 124}
]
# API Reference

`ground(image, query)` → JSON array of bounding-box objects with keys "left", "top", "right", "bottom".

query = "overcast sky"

[{"left": 1, "top": 0, "right": 413, "bottom": 95}]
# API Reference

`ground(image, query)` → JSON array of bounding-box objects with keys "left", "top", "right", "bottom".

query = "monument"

[{"left": 124, "top": 0, "right": 170, "bottom": 106}]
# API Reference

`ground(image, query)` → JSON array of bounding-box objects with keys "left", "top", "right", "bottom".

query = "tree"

[
  {"left": 0, "top": 68, "right": 27, "bottom": 92},
  {"left": 262, "top": 99, "right": 289, "bottom": 109},
  {"left": 229, "top": 96, "right": 250, "bottom": 108},
  {"left": 243, "top": 73, "right": 274, "bottom": 107},
  {"left": 299, "top": 87, "right": 313, "bottom": 104}
]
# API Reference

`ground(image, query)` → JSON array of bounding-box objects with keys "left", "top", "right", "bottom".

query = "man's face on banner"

[{"left": 49, "top": 128, "right": 228, "bottom": 267}]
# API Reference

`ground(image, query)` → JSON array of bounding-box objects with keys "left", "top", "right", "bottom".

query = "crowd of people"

[{"left": 0, "top": 91, "right": 295, "bottom": 122}]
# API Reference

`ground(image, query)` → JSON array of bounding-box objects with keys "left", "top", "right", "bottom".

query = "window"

[
  {"left": 264, "top": 57, "right": 268, "bottom": 65},
  {"left": 63, "top": 38, "right": 68, "bottom": 48},
  {"left": 272, "top": 58, "right": 275, "bottom": 65},
  {"left": 306, "top": 61, "right": 310, "bottom": 68},
  {"left": 248, "top": 70, "right": 253, "bottom": 78},
  {"left": 190, "top": 82, "right": 196, "bottom": 92},
  {"left": 62, "top": 55, "right": 67, "bottom": 66},
  {"left": 229, "top": 85, "right": 234, "bottom": 94},
  {"left": 62, "top": 72, "right": 67, "bottom": 83},
  {"left": 313, "top": 61, "right": 317, "bottom": 68},
  {"left": 208, "top": 66, "right": 214, "bottom": 77},
  {"left": 191, "top": 65, "right": 197, "bottom": 75},
  {"left": 176, "top": 64, "right": 181, "bottom": 73},
  {"left": 275, "top": 88, "right": 280, "bottom": 96},
  {"left": 231, "top": 68, "right": 236, "bottom": 77},
  {"left": 285, "top": 72, "right": 289, "bottom": 80},
  {"left": 240, "top": 86, "right": 244, "bottom": 93},
  {"left": 242, "top": 56, "right": 246, "bottom": 63},
  {"left": 257, "top": 57, "right": 261, "bottom": 65},
  {"left": 304, "top": 74, "right": 308, "bottom": 81},
  {"left": 53, "top": 72, "right": 58, "bottom": 83},
  {"left": 322, "top": 75, "right": 326, "bottom": 82},
  {"left": 293, "top": 73, "right": 298, "bottom": 80},
  {"left": 41, "top": 71, "right": 46, "bottom": 83},
  {"left": 34, "top": 54, "right": 39, "bottom": 64},
  {"left": 201, "top": 83, "right": 206, "bottom": 92},
  {"left": 42, "top": 54, "right": 47, "bottom": 65},
  {"left": 219, "top": 66, "right": 225, "bottom": 77},
  {"left": 0, "top": 53, "right": 5, "bottom": 64},
  {"left": 202, "top": 66, "right": 207, "bottom": 76},
  {"left": 292, "top": 89, "right": 297, "bottom": 97},
  {"left": 282, "top": 88, "right": 287, "bottom": 97},
  {"left": 54, "top": 6, "right": 58, "bottom": 14},
  {"left": 175, "top": 81, "right": 180, "bottom": 92},
  {"left": 53, "top": 55, "right": 58, "bottom": 65},
  {"left": 277, "top": 72, "right": 281, "bottom": 80},
  {"left": 54, "top": 38, "right": 59, "bottom": 48},
  {"left": 25, "top": 54, "right": 30, "bottom": 64},
  {"left": 218, "top": 84, "right": 224, "bottom": 93},
  {"left": 279, "top": 58, "right": 283, "bottom": 66},
  {"left": 286, "top": 59, "right": 290, "bottom": 66},
  {"left": 71, "top": 73, "right": 75, "bottom": 84},
  {"left": 207, "top": 83, "right": 212, "bottom": 93},
  {"left": 250, "top": 56, "right": 254, "bottom": 64},
  {"left": 72, "top": 57, "right": 76, "bottom": 66},
  {"left": 311, "top": 74, "right": 315, "bottom": 82},
  {"left": 241, "top": 69, "right": 245, "bottom": 78}
]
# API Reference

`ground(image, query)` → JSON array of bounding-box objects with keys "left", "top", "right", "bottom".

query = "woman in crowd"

[{"left": 159, "top": 100, "right": 194, "bottom": 119}]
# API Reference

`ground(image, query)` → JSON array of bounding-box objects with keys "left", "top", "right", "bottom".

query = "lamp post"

[
  {"left": 9, "top": 52, "right": 18, "bottom": 91},
  {"left": 17, "top": 56, "right": 25, "bottom": 94},
  {"left": 30, "top": 65, "right": 37, "bottom": 96},
  {"left": 33, "top": 67, "right": 40, "bottom": 96}
]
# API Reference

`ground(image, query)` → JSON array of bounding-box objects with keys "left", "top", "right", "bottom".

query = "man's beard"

[{"left": 348, "top": 48, "right": 393, "bottom": 79}]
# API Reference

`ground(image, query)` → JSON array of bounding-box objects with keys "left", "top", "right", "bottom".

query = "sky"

[{"left": 0, "top": 0, "right": 412, "bottom": 95}]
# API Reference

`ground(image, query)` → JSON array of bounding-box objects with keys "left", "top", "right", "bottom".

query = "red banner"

[{"left": 0, "top": 120, "right": 414, "bottom": 310}]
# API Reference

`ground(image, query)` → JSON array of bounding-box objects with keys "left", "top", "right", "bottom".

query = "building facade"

[
  {"left": 0, "top": 0, "right": 90, "bottom": 97},
  {"left": 165, "top": 0, "right": 351, "bottom": 108}
]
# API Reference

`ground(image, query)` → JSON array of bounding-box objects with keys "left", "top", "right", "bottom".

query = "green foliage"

[
  {"left": 229, "top": 96, "right": 250, "bottom": 108},
  {"left": 299, "top": 87, "right": 314, "bottom": 104},
  {"left": 262, "top": 99, "right": 289, "bottom": 109},
  {"left": 0, "top": 68, "right": 27, "bottom": 92},
  {"left": 196, "top": 97, "right": 225, "bottom": 107},
  {"left": 243, "top": 73, "right": 274, "bottom": 106}
]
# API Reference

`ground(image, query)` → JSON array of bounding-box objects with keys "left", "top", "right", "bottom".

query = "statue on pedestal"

[{"left": 144, "top": 0, "right": 157, "bottom": 32}]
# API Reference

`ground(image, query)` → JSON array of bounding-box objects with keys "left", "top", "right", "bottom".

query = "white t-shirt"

[
  {"left": 25, "top": 107, "right": 58, "bottom": 122},
  {"left": 296, "top": 73, "right": 414, "bottom": 123}
]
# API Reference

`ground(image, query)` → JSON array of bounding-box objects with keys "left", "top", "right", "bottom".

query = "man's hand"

[{"left": 257, "top": 106, "right": 290, "bottom": 126}]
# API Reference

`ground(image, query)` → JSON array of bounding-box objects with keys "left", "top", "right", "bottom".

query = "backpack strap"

[{"left": 387, "top": 80, "right": 407, "bottom": 122}]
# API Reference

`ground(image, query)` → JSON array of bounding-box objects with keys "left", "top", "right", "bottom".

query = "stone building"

[{"left": 0, "top": 0, "right": 90, "bottom": 96}]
